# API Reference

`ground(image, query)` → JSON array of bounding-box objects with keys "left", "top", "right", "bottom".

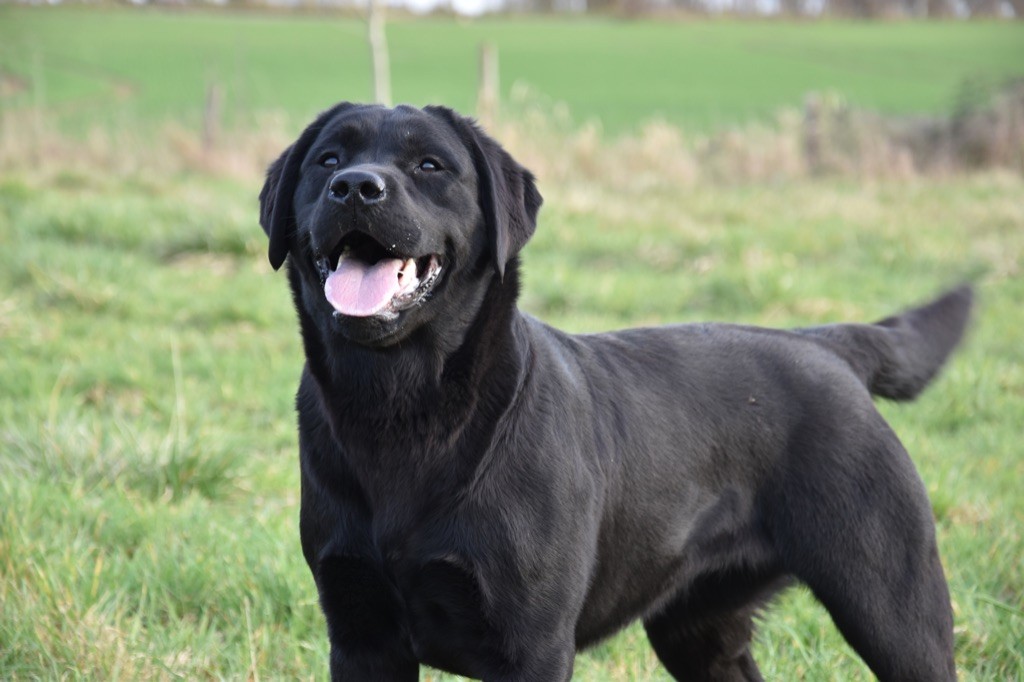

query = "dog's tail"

[{"left": 798, "top": 285, "right": 974, "bottom": 401}]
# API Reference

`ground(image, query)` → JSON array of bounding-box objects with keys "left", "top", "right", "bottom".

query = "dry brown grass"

[
  {"left": 497, "top": 82, "right": 1024, "bottom": 190},
  {"left": 3, "top": 81, "right": 1021, "bottom": 192},
  {"left": 0, "top": 108, "right": 293, "bottom": 184}
]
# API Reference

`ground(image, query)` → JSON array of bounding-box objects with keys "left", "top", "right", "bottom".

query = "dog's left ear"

[
  {"left": 426, "top": 106, "right": 543, "bottom": 280},
  {"left": 259, "top": 102, "right": 356, "bottom": 270}
]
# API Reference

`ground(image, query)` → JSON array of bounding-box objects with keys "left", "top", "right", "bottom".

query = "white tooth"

[{"left": 393, "top": 258, "right": 414, "bottom": 293}]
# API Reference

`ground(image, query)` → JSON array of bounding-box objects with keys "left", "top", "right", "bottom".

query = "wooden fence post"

[
  {"left": 477, "top": 42, "right": 499, "bottom": 128},
  {"left": 203, "top": 82, "right": 223, "bottom": 153},
  {"left": 368, "top": 0, "right": 392, "bottom": 107},
  {"left": 803, "top": 92, "right": 823, "bottom": 176}
]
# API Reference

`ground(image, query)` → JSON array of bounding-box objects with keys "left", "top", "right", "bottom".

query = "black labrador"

[{"left": 258, "top": 102, "right": 969, "bottom": 681}]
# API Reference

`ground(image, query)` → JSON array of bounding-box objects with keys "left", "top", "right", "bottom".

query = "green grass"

[
  {"left": 1, "top": 158, "right": 1022, "bottom": 678},
  {"left": 0, "top": 8, "right": 1022, "bottom": 679},
  {"left": 1, "top": 7, "right": 1023, "bottom": 132}
]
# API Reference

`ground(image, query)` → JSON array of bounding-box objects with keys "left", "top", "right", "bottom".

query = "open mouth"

[{"left": 315, "top": 232, "right": 442, "bottom": 319}]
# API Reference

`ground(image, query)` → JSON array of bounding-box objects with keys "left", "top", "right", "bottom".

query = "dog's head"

[{"left": 259, "top": 103, "right": 542, "bottom": 348}]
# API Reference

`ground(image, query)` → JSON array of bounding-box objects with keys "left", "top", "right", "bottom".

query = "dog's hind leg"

[{"left": 768, "top": 421, "right": 956, "bottom": 682}]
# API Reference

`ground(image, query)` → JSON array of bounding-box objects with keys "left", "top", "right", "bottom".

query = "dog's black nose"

[{"left": 329, "top": 168, "right": 387, "bottom": 206}]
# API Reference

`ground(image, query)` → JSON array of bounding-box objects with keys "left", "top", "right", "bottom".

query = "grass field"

[
  {"left": 1, "top": 7, "right": 1024, "bottom": 132},
  {"left": 1, "top": 8, "right": 1023, "bottom": 681},
  {"left": 2, "top": 139, "right": 1023, "bottom": 679}
]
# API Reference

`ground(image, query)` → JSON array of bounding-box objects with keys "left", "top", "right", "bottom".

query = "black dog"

[{"left": 259, "top": 102, "right": 969, "bottom": 681}]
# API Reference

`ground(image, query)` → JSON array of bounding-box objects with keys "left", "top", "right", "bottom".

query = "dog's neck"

[{"left": 293, "top": 259, "right": 530, "bottom": 498}]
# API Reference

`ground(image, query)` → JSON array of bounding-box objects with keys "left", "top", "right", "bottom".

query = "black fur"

[{"left": 258, "top": 103, "right": 969, "bottom": 681}]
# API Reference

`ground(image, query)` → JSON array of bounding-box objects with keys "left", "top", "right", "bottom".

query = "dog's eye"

[
  {"left": 319, "top": 154, "right": 340, "bottom": 168},
  {"left": 418, "top": 158, "right": 442, "bottom": 172}
]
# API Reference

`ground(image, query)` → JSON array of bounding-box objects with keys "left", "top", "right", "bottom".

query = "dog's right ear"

[
  {"left": 258, "top": 150, "right": 289, "bottom": 270},
  {"left": 258, "top": 102, "right": 356, "bottom": 271}
]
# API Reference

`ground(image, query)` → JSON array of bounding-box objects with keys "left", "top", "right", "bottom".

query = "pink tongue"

[{"left": 324, "top": 257, "right": 404, "bottom": 317}]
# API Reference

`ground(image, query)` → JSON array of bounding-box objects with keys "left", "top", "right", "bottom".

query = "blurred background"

[{"left": 1, "top": 3, "right": 1022, "bottom": 680}]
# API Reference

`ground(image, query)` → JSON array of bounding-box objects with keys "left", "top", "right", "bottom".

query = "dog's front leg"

[
  {"left": 475, "top": 643, "right": 573, "bottom": 679},
  {"left": 483, "top": 637, "right": 575, "bottom": 682},
  {"left": 316, "top": 554, "right": 418, "bottom": 681}
]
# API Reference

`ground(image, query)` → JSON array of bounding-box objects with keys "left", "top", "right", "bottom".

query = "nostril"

[
  {"left": 359, "top": 179, "right": 385, "bottom": 201},
  {"left": 329, "top": 178, "right": 350, "bottom": 199}
]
